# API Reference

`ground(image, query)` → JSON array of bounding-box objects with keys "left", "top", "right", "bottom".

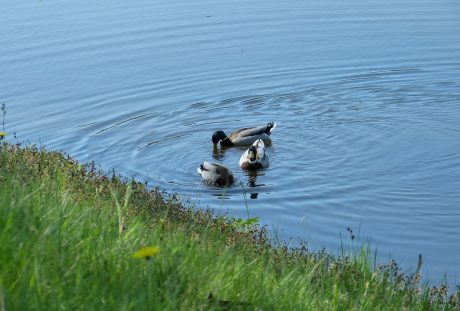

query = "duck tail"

[
  {"left": 197, "top": 164, "right": 205, "bottom": 175},
  {"left": 266, "top": 122, "right": 277, "bottom": 135}
]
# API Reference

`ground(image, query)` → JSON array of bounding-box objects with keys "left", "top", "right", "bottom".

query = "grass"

[{"left": 1, "top": 143, "right": 459, "bottom": 310}]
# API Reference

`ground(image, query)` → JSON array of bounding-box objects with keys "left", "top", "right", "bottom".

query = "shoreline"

[{"left": 1, "top": 143, "right": 459, "bottom": 310}]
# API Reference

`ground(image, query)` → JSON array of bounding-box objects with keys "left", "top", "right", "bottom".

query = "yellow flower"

[
  {"left": 132, "top": 246, "right": 160, "bottom": 260},
  {"left": 0, "top": 131, "right": 6, "bottom": 138}
]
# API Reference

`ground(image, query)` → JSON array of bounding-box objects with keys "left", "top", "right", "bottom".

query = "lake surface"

[{"left": 2, "top": 0, "right": 460, "bottom": 286}]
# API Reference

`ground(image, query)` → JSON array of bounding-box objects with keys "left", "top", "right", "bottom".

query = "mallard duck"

[
  {"left": 239, "top": 139, "right": 269, "bottom": 170},
  {"left": 212, "top": 122, "right": 276, "bottom": 147},
  {"left": 197, "top": 161, "right": 234, "bottom": 186}
]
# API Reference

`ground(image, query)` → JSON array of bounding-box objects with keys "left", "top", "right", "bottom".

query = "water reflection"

[
  {"left": 245, "top": 170, "right": 265, "bottom": 200},
  {"left": 212, "top": 145, "right": 227, "bottom": 160}
]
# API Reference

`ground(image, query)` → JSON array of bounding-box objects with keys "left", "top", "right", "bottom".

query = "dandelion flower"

[{"left": 132, "top": 246, "right": 160, "bottom": 260}]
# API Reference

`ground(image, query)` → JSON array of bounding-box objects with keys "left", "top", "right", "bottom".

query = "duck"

[
  {"left": 212, "top": 122, "right": 276, "bottom": 147},
  {"left": 239, "top": 139, "right": 269, "bottom": 170},
  {"left": 197, "top": 161, "right": 234, "bottom": 187}
]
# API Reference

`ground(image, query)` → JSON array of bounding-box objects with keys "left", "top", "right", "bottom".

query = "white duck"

[
  {"left": 239, "top": 139, "right": 269, "bottom": 170},
  {"left": 197, "top": 161, "right": 234, "bottom": 187},
  {"left": 212, "top": 122, "right": 276, "bottom": 147}
]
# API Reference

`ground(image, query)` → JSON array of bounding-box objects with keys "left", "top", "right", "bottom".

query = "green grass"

[{"left": 0, "top": 144, "right": 459, "bottom": 310}]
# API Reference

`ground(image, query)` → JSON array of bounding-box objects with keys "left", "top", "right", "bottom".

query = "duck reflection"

[
  {"left": 246, "top": 170, "right": 261, "bottom": 199},
  {"left": 212, "top": 145, "right": 227, "bottom": 160}
]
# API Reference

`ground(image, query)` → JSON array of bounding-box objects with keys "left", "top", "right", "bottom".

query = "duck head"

[{"left": 212, "top": 131, "right": 227, "bottom": 145}]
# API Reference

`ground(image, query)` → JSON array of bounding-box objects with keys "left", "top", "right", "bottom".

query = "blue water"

[{"left": 2, "top": 0, "right": 460, "bottom": 287}]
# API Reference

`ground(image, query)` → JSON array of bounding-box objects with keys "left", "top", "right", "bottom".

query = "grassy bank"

[{"left": 0, "top": 143, "right": 458, "bottom": 310}]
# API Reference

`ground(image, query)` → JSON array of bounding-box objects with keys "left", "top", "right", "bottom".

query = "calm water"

[{"left": 2, "top": 0, "right": 460, "bottom": 286}]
